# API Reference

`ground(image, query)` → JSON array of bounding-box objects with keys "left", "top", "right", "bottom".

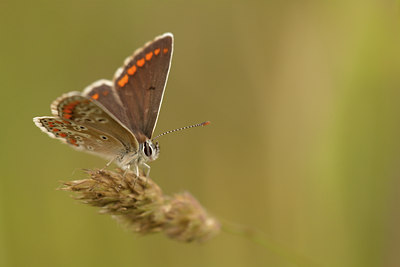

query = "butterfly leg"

[
  {"left": 132, "top": 164, "right": 140, "bottom": 187},
  {"left": 123, "top": 164, "right": 131, "bottom": 177},
  {"left": 141, "top": 163, "right": 151, "bottom": 177},
  {"left": 141, "top": 163, "right": 151, "bottom": 187},
  {"left": 134, "top": 164, "right": 139, "bottom": 177},
  {"left": 100, "top": 157, "right": 116, "bottom": 171}
]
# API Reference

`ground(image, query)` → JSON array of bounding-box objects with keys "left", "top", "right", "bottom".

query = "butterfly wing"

[
  {"left": 49, "top": 91, "right": 139, "bottom": 152},
  {"left": 83, "top": 79, "right": 131, "bottom": 130},
  {"left": 112, "top": 33, "right": 173, "bottom": 143},
  {"left": 33, "top": 116, "right": 126, "bottom": 160}
]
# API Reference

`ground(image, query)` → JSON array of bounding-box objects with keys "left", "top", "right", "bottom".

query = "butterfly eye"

[{"left": 144, "top": 142, "right": 153, "bottom": 157}]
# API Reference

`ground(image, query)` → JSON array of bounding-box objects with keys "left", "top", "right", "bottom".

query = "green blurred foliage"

[{"left": 1, "top": 0, "right": 400, "bottom": 266}]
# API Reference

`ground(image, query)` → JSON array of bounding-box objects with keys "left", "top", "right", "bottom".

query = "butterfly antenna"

[{"left": 152, "top": 121, "right": 210, "bottom": 141}]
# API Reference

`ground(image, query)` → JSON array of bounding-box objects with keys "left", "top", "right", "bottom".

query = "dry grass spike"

[{"left": 61, "top": 169, "right": 220, "bottom": 242}]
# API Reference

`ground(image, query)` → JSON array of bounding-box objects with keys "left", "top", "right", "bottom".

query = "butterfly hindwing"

[
  {"left": 33, "top": 116, "right": 126, "bottom": 159},
  {"left": 113, "top": 33, "right": 173, "bottom": 143}
]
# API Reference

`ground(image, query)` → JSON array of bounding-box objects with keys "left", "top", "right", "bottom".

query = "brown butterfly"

[{"left": 34, "top": 33, "right": 208, "bottom": 176}]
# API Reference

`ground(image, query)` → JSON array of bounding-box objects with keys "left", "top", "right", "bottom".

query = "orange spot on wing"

[
  {"left": 59, "top": 133, "right": 67, "bottom": 137},
  {"left": 67, "top": 101, "right": 79, "bottom": 108},
  {"left": 92, "top": 93, "right": 99, "bottom": 100},
  {"left": 52, "top": 128, "right": 60, "bottom": 132},
  {"left": 63, "top": 101, "right": 80, "bottom": 114},
  {"left": 163, "top": 48, "right": 168, "bottom": 54},
  {"left": 62, "top": 120, "right": 70, "bottom": 124},
  {"left": 137, "top": 58, "right": 145, "bottom": 67},
  {"left": 69, "top": 138, "right": 77, "bottom": 144},
  {"left": 145, "top": 52, "right": 153, "bottom": 61},
  {"left": 117, "top": 74, "right": 129, "bottom": 87},
  {"left": 102, "top": 91, "right": 109, "bottom": 96},
  {"left": 154, "top": 48, "right": 160, "bottom": 55},
  {"left": 127, "top": 65, "right": 137, "bottom": 75},
  {"left": 63, "top": 114, "right": 72, "bottom": 119}
]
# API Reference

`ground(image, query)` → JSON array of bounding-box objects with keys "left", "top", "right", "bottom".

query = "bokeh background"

[{"left": 1, "top": 1, "right": 400, "bottom": 266}]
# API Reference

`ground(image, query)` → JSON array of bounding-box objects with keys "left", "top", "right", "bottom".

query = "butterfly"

[{"left": 34, "top": 33, "right": 208, "bottom": 176}]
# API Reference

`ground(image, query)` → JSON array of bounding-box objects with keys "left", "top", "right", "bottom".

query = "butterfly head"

[{"left": 141, "top": 139, "right": 160, "bottom": 162}]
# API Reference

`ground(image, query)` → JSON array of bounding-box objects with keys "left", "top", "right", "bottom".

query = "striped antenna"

[{"left": 152, "top": 121, "right": 210, "bottom": 141}]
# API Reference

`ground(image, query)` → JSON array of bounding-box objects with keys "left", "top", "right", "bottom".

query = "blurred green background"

[{"left": 1, "top": 0, "right": 400, "bottom": 266}]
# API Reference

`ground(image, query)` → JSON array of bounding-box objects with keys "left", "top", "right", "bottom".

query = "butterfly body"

[
  {"left": 117, "top": 139, "right": 160, "bottom": 170},
  {"left": 34, "top": 33, "right": 173, "bottom": 175}
]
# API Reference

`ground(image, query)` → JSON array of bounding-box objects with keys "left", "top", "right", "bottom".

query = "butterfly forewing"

[
  {"left": 113, "top": 33, "right": 173, "bottom": 143},
  {"left": 83, "top": 80, "right": 131, "bottom": 130},
  {"left": 50, "top": 92, "right": 139, "bottom": 151}
]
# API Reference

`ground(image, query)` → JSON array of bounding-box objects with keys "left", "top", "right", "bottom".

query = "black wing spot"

[
  {"left": 96, "top": 117, "right": 108, "bottom": 123},
  {"left": 148, "top": 86, "right": 156, "bottom": 90}
]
